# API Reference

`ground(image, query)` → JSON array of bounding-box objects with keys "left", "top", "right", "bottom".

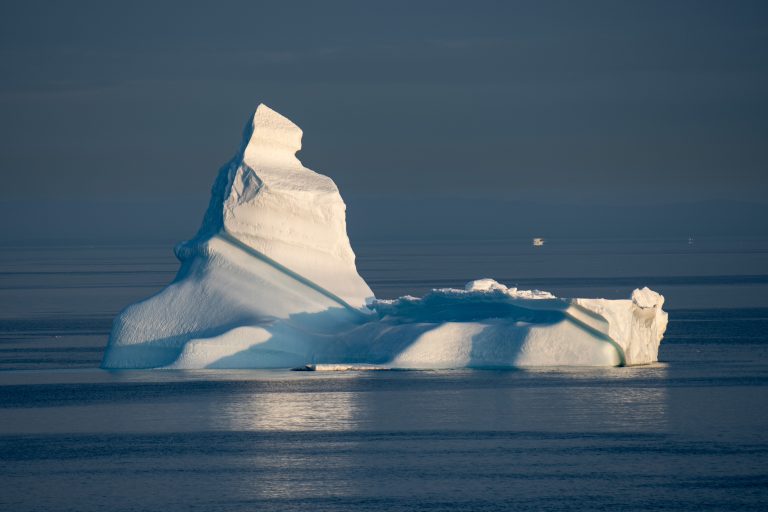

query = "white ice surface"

[
  {"left": 102, "top": 105, "right": 668, "bottom": 370},
  {"left": 183, "top": 104, "right": 372, "bottom": 308}
]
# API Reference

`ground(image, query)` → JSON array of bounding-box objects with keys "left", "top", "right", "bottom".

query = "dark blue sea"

[{"left": 1, "top": 237, "right": 767, "bottom": 511}]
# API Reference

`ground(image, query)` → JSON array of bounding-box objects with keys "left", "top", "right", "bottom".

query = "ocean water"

[{"left": 1, "top": 238, "right": 767, "bottom": 511}]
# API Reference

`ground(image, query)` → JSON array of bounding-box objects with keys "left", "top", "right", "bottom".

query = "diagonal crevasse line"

[
  {"left": 216, "top": 231, "right": 371, "bottom": 319},
  {"left": 565, "top": 303, "right": 627, "bottom": 366},
  {"left": 220, "top": 232, "right": 626, "bottom": 365}
]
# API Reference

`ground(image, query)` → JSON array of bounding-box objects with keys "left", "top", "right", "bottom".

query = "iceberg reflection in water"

[
  {"left": 203, "top": 366, "right": 669, "bottom": 434},
  {"left": 5, "top": 339, "right": 768, "bottom": 512},
  {"left": 215, "top": 390, "right": 361, "bottom": 432}
]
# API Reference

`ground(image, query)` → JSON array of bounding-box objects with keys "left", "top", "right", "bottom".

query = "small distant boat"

[
  {"left": 688, "top": 236, "right": 694, "bottom": 245},
  {"left": 533, "top": 238, "right": 545, "bottom": 247}
]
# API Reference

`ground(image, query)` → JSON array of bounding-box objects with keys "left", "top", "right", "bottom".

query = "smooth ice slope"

[
  {"left": 102, "top": 104, "right": 668, "bottom": 369},
  {"left": 183, "top": 104, "right": 373, "bottom": 307}
]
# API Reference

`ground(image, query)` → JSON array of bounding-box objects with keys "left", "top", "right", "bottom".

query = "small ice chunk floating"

[{"left": 101, "top": 105, "right": 667, "bottom": 370}]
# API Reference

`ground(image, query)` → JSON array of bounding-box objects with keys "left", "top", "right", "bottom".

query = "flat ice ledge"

[{"left": 373, "top": 279, "right": 668, "bottom": 368}]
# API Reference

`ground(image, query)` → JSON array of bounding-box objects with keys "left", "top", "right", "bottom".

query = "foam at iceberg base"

[{"left": 101, "top": 105, "right": 668, "bottom": 369}]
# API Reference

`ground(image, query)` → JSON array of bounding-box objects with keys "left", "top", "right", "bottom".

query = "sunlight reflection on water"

[{"left": 214, "top": 390, "right": 361, "bottom": 432}]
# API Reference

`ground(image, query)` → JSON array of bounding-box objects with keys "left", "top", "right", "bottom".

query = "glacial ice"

[{"left": 101, "top": 104, "right": 668, "bottom": 370}]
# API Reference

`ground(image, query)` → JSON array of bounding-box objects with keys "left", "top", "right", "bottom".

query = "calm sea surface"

[{"left": 1, "top": 238, "right": 767, "bottom": 511}]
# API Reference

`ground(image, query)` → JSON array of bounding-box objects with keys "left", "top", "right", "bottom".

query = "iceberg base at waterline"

[
  {"left": 102, "top": 237, "right": 667, "bottom": 370},
  {"left": 101, "top": 104, "right": 668, "bottom": 370}
]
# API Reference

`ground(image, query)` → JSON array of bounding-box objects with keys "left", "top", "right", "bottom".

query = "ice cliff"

[{"left": 101, "top": 104, "right": 668, "bottom": 369}]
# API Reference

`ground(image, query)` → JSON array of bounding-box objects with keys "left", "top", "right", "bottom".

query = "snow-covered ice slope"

[
  {"left": 101, "top": 105, "right": 667, "bottom": 369},
  {"left": 185, "top": 104, "right": 373, "bottom": 307}
]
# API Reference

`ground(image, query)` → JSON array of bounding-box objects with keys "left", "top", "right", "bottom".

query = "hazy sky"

[{"left": 1, "top": 0, "right": 767, "bottom": 242}]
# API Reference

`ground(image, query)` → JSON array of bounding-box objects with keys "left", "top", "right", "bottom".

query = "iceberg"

[{"left": 101, "top": 104, "right": 668, "bottom": 370}]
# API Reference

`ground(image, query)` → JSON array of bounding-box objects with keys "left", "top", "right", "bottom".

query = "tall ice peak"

[
  {"left": 182, "top": 102, "right": 373, "bottom": 308},
  {"left": 243, "top": 103, "right": 303, "bottom": 166}
]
